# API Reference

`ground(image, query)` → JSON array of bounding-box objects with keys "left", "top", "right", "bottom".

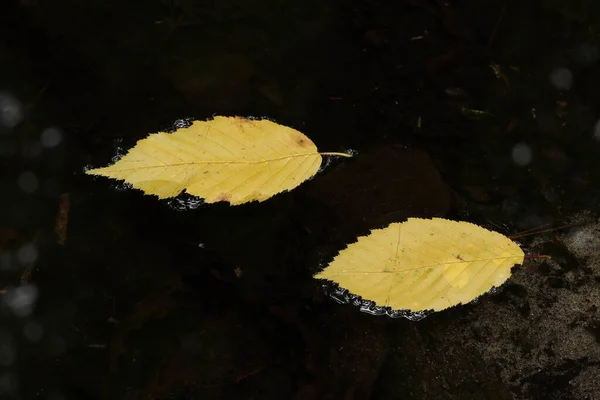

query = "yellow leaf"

[
  {"left": 86, "top": 116, "right": 350, "bottom": 205},
  {"left": 314, "top": 218, "right": 524, "bottom": 313}
]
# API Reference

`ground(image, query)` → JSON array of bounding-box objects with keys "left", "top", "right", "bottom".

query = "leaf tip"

[{"left": 84, "top": 167, "right": 101, "bottom": 176}]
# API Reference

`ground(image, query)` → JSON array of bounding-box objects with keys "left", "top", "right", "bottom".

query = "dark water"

[{"left": 2, "top": 1, "right": 600, "bottom": 399}]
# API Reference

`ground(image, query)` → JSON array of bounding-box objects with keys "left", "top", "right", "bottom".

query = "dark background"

[{"left": 1, "top": 0, "right": 600, "bottom": 399}]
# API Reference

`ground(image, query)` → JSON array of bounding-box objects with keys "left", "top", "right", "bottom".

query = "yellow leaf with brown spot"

[
  {"left": 86, "top": 116, "right": 350, "bottom": 205},
  {"left": 314, "top": 218, "right": 524, "bottom": 313}
]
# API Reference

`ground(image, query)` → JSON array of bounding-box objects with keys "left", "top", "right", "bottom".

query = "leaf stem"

[{"left": 319, "top": 152, "right": 353, "bottom": 158}]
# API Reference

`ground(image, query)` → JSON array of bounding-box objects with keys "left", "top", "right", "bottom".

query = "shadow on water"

[{"left": 2, "top": 0, "right": 600, "bottom": 399}]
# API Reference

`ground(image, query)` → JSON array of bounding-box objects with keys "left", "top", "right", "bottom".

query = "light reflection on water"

[
  {"left": 322, "top": 282, "right": 507, "bottom": 321},
  {"left": 323, "top": 283, "right": 433, "bottom": 321}
]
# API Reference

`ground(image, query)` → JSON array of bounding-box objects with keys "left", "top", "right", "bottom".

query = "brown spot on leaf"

[
  {"left": 235, "top": 116, "right": 259, "bottom": 132},
  {"left": 213, "top": 193, "right": 231, "bottom": 203},
  {"left": 295, "top": 136, "right": 310, "bottom": 148}
]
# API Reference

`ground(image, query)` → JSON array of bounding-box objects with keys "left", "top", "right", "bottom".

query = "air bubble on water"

[
  {"left": 549, "top": 67, "right": 573, "bottom": 90},
  {"left": 167, "top": 194, "right": 205, "bottom": 211},
  {"left": 40, "top": 127, "right": 63, "bottom": 148},
  {"left": 0, "top": 91, "right": 24, "bottom": 129},
  {"left": 4, "top": 284, "right": 38, "bottom": 317},
  {"left": 511, "top": 142, "right": 532, "bottom": 166},
  {"left": 0, "top": 330, "right": 16, "bottom": 367},
  {"left": 327, "top": 286, "right": 352, "bottom": 304},
  {"left": 111, "top": 138, "right": 127, "bottom": 163},
  {"left": 110, "top": 180, "right": 133, "bottom": 192},
  {"left": 169, "top": 118, "right": 194, "bottom": 131},
  {"left": 317, "top": 156, "right": 332, "bottom": 173},
  {"left": 487, "top": 286, "right": 501, "bottom": 295},
  {"left": 16, "top": 243, "right": 37, "bottom": 265},
  {"left": 23, "top": 321, "right": 43, "bottom": 342},
  {"left": 246, "top": 115, "right": 271, "bottom": 122},
  {"left": 0, "top": 372, "right": 18, "bottom": 395},
  {"left": 17, "top": 171, "right": 38, "bottom": 193},
  {"left": 388, "top": 308, "right": 432, "bottom": 321},
  {"left": 359, "top": 300, "right": 388, "bottom": 316}
]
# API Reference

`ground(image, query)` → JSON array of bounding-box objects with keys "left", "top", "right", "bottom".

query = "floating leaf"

[
  {"left": 314, "top": 218, "right": 524, "bottom": 313},
  {"left": 86, "top": 116, "right": 350, "bottom": 205}
]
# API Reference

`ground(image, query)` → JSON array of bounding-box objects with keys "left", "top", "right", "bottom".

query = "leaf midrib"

[
  {"left": 327, "top": 255, "right": 524, "bottom": 275},
  {"left": 93, "top": 152, "right": 322, "bottom": 172}
]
